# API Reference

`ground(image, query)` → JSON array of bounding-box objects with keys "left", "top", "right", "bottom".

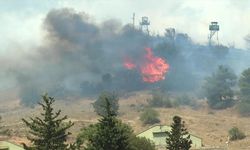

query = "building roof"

[
  {"left": 0, "top": 141, "right": 24, "bottom": 150},
  {"left": 137, "top": 125, "right": 202, "bottom": 148}
]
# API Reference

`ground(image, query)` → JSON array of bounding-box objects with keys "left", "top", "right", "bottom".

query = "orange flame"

[
  {"left": 123, "top": 57, "right": 136, "bottom": 69},
  {"left": 123, "top": 47, "right": 169, "bottom": 83},
  {"left": 140, "top": 47, "right": 169, "bottom": 83}
]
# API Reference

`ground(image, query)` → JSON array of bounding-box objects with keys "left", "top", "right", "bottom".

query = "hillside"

[{"left": 0, "top": 91, "right": 250, "bottom": 150}]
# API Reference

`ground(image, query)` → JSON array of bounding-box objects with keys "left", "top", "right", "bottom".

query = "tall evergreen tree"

[
  {"left": 22, "top": 94, "right": 74, "bottom": 150},
  {"left": 237, "top": 68, "right": 250, "bottom": 116},
  {"left": 239, "top": 68, "right": 250, "bottom": 102},
  {"left": 78, "top": 98, "right": 133, "bottom": 150},
  {"left": 166, "top": 116, "right": 192, "bottom": 150},
  {"left": 203, "top": 65, "right": 236, "bottom": 109}
]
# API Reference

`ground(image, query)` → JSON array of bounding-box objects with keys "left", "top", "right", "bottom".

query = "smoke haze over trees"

[{"left": 2, "top": 8, "right": 250, "bottom": 105}]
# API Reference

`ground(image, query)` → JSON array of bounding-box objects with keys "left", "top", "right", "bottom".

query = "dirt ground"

[{"left": 0, "top": 91, "right": 250, "bottom": 150}]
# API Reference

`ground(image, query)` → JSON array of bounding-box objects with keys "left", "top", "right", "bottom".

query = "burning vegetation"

[
  {"left": 124, "top": 47, "right": 169, "bottom": 83},
  {"left": 1, "top": 8, "right": 250, "bottom": 108}
]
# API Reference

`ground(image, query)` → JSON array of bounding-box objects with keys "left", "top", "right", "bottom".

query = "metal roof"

[
  {"left": 0, "top": 141, "right": 24, "bottom": 150},
  {"left": 137, "top": 125, "right": 202, "bottom": 148}
]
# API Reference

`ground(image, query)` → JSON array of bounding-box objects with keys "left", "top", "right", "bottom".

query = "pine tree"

[
  {"left": 80, "top": 98, "right": 133, "bottom": 150},
  {"left": 166, "top": 116, "right": 192, "bottom": 150},
  {"left": 22, "top": 94, "right": 74, "bottom": 150},
  {"left": 238, "top": 68, "right": 250, "bottom": 116},
  {"left": 203, "top": 65, "right": 236, "bottom": 109}
]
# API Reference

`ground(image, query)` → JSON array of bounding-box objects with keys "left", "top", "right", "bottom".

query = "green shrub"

[
  {"left": 208, "top": 111, "right": 215, "bottom": 115},
  {"left": 130, "top": 104, "right": 145, "bottom": 112},
  {"left": 203, "top": 65, "right": 236, "bottom": 109},
  {"left": 228, "top": 127, "right": 246, "bottom": 141},
  {"left": 237, "top": 102, "right": 250, "bottom": 116},
  {"left": 239, "top": 68, "right": 250, "bottom": 103},
  {"left": 171, "top": 94, "right": 200, "bottom": 109},
  {"left": 176, "top": 94, "right": 192, "bottom": 105},
  {"left": 77, "top": 124, "right": 156, "bottom": 150},
  {"left": 148, "top": 92, "right": 199, "bottom": 109},
  {"left": 140, "top": 108, "right": 160, "bottom": 125},
  {"left": 131, "top": 136, "right": 156, "bottom": 150},
  {"left": 147, "top": 91, "right": 172, "bottom": 108},
  {"left": 93, "top": 91, "right": 119, "bottom": 116}
]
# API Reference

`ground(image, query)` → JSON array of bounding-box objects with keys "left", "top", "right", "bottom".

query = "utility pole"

[{"left": 132, "top": 13, "right": 135, "bottom": 29}]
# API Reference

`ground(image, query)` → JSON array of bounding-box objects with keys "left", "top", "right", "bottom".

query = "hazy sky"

[{"left": 1, "top": 0, "right": 250, "bottom": 50}]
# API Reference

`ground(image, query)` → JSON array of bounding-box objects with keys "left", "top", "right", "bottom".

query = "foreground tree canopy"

[
  {"left": 77, "top": 95, "right": 156, "bottom": 150},
  {"left": 203, "top": 65, "right": 237, "bottom": 109},
  {"left": 166, "top": 116, "right": 192, "bottom": 150},
  {"left": 22, "top": 94, "right": 74, "bottom": 150}
]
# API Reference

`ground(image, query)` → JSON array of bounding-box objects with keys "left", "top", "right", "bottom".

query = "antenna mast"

[{"left": 132, "top": 13, "right": 135, "bottom": 29}]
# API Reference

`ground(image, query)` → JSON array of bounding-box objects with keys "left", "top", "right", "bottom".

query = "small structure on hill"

[
  {"left": 0, "top": 141, "right": 24, "bottom": 150},
  {"left": 137, "top": 125, "right": 202, "bottom": 149},
  {"left": 208, "top": 21, "right": 220, "bottom": 46}
]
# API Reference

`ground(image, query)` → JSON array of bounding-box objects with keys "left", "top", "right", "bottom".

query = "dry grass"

[{"left": 0, "top": 91, "right": 250, "bottom": 149}]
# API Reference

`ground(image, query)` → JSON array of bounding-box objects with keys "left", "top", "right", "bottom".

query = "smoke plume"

[{"left": 2, "top": 8, "right": 250, "bottom": 106}]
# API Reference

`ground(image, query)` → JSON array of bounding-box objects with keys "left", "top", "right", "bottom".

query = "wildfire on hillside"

[
  {"left": 124, "top": 57, "right": 136, "bottom": 70},
  {"left": 124, "top": 47, "right": 169, "bottom": 83}
]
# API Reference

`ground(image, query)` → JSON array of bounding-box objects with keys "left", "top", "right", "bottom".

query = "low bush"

[
  {"left": 140, "top": 108, "right": 160, "bottom": 125},
  {"left": 148, "top": 91, "right": 200, "bottom": 109},
  {"left": 130, "top": 104, "right": 145, "bottom": 112},
  {"left": 237, "top": 102, "right": 250, "bottom": 116},
  {"left": 228, "top": 127, "right": 246, "bottom": 141},
  {"left": 131, "top": 136, "right": 156, "bottom": 150},
  {"left": 147, "top": 91, "right": 172, "bottom": 108},
  {"left": 175, "top": 94, "right": 202, "bottom": 108}
]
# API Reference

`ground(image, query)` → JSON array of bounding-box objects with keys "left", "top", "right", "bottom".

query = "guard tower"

[
  {"left": 208, "top": 22, "right": 219, "bottom": 46},
  {"left": 140, "top": 16, "right": 150, "bottom": 35}
]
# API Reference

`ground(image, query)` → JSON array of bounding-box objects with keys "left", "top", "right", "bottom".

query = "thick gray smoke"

[
  {"left": 3, "top": 8, "right": 250, "bottom": 106},
  {"left": 9, "top": 8, "right": 151, "bottom": 105}
]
